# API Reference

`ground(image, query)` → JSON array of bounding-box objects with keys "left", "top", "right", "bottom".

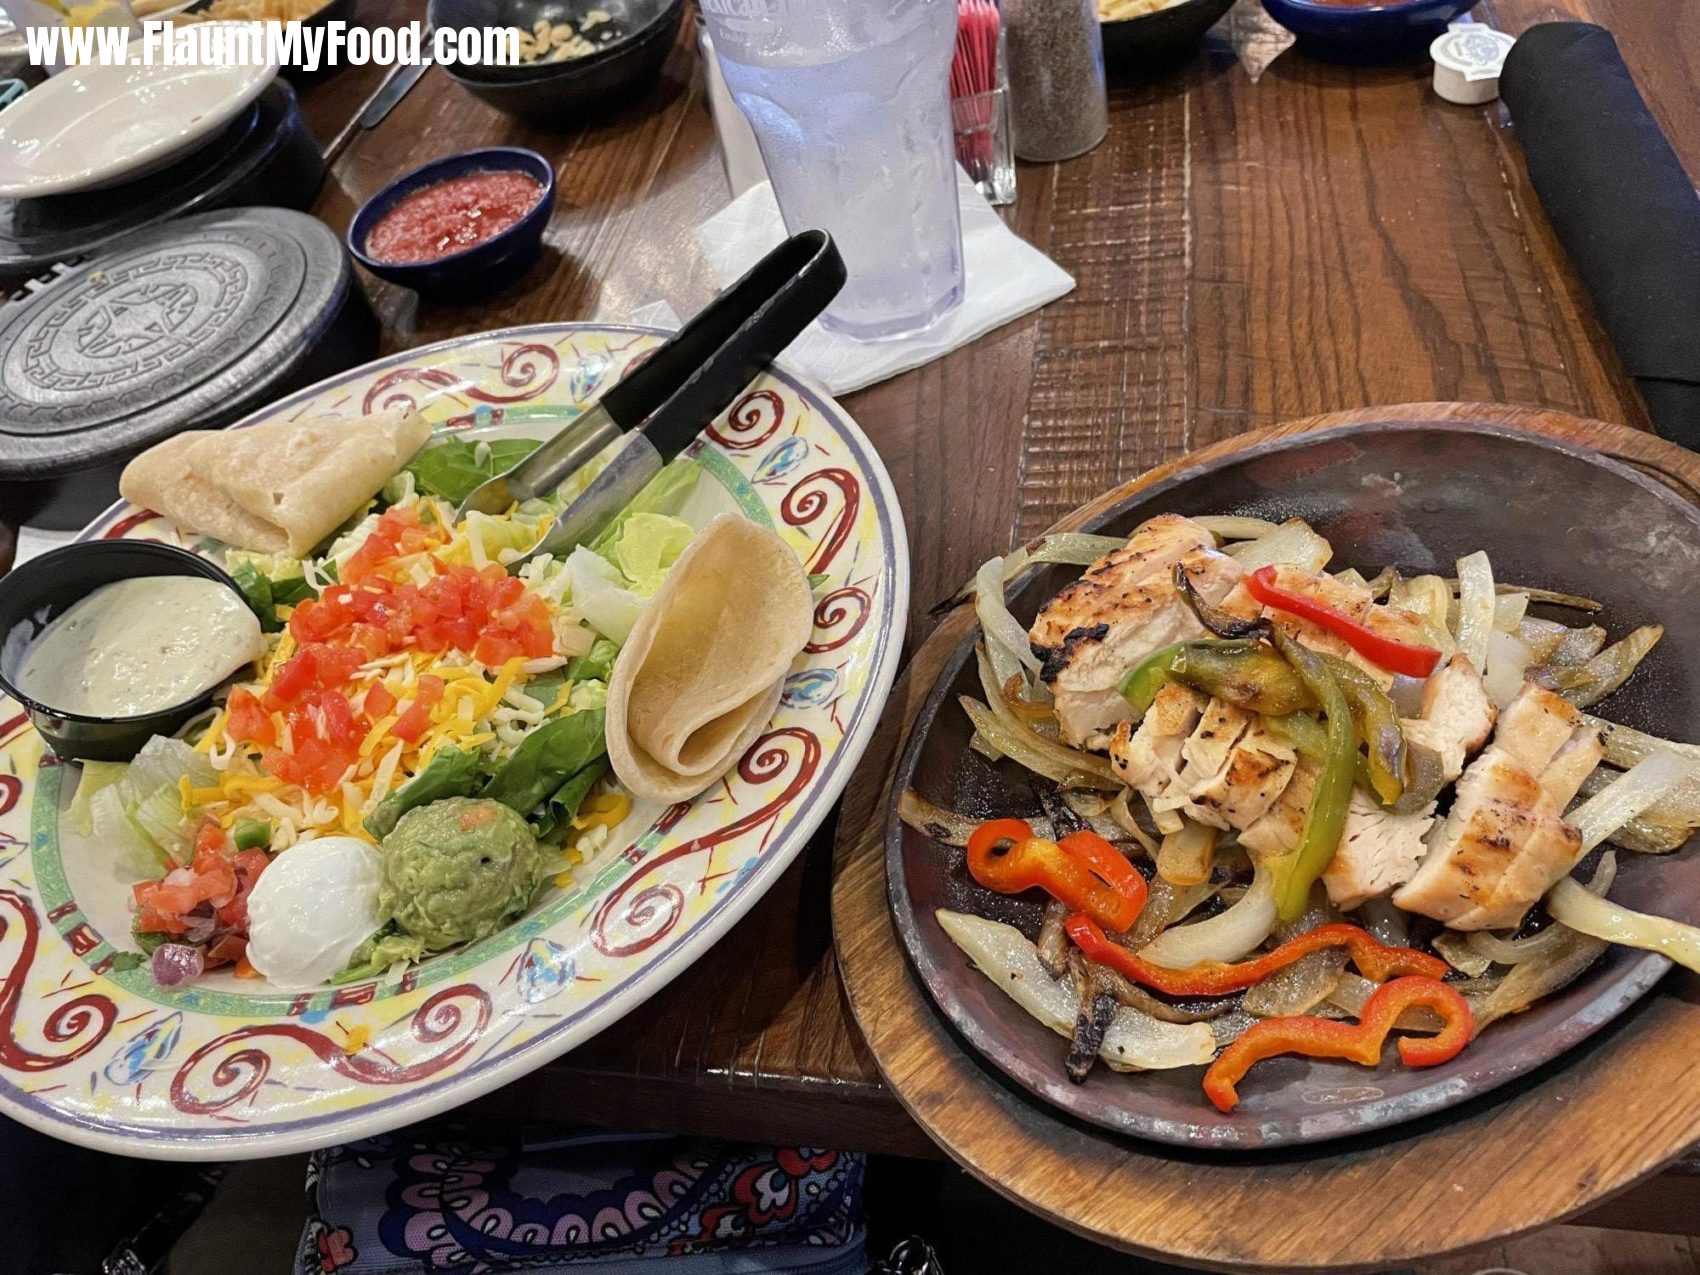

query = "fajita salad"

[
  {"left": 82, "top": 423, "right": 810, "bottom": 992},
  {"left": 907, "top": 513, "right": 1700, "bottom": 1112}
]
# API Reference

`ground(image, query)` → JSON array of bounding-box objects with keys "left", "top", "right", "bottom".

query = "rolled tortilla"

[
  {"left": 186, "top": 408, "right": 432, "bottom": 557},
  {"left": 119, "top": 431, "right": 290, "bottom": 555},
  {"left": 607, "top": 515, "right": 814, "bottom": 804}
]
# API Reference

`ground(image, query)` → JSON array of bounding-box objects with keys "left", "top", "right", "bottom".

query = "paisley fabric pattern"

[{"left": 297, "top": 1120, "right": 866, "bottom": 1275}]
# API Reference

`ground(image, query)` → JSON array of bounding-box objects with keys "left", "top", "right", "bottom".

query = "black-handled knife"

[{"left": 457, "top": 230, "right": 846, "bottom": 571}]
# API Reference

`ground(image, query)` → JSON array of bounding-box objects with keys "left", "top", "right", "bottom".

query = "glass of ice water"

[{"left": 701, "top": 0, "right": 967, "bottom": 343}]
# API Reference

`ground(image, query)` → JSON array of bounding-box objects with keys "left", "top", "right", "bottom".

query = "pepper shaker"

[{"left": 1003, "top": 0, "right": 1108, "bottom": 162}]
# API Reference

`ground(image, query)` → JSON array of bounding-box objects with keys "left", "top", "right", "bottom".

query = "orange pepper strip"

[
  {"left": 1064, "top": 915, "right": 1449, "bottom": 998},
  {"left": 966, "top": 820, "right": 1147, "bottom": 933},
  {"left": 1202, "top": 975, "right": 1472, "bottom": 1112}
]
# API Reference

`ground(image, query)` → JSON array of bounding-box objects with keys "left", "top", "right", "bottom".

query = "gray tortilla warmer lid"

[{"left": 0, "top": 206, "right": 378, "bottom": 529}]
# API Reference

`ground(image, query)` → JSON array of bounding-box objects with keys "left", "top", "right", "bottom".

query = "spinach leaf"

[
  {"left": 533, "top": 758, "right": 609, "bottom": 841},
  {"left": 229, "top": 559, "right": 315, "bottom": 632},
  {"left": 483, "top": 710, "right": 607, "bottom": 818},
  {"left": 230, "top": 561, "right": 277, "bottom": 630},
  {"left": 566, "top": 638, "right": 619, "bottom": 685},
  {"left": 363, "top": 747, "right": 484, "bottom": 840},
  {"left": 406, "top": 437, "right": 544, "bottom": 504}
]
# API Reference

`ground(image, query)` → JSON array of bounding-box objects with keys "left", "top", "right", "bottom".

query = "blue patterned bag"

[{"left": 296, "top": 1121, "right": 867, "bottom": 1275}]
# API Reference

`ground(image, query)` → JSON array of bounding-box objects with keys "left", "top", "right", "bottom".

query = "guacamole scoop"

[{"left": 379, "top": 797, "right": 542, "bottom": 950}]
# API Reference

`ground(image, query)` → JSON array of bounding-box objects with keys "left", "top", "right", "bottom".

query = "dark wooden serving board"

[{"left": 832, "top": 404, "right": 1700, "bottom": 1271}]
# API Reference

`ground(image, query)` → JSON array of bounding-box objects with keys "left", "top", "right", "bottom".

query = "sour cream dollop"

[
  {"left": 13, "top": 576, "right": 263, "bottom": 717},
  {"left": 245, "top": 837, "right": 384, "bottom": 989}
]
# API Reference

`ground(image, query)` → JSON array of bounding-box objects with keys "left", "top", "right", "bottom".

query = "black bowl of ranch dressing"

[{"left": 0, "top": 542, "right": 264, "bottom": 762}]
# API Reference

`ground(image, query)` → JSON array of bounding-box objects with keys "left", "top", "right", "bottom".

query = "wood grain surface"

[
  {"left": 833, "top": 403, "right": 1700, "bottom": 1269},
  {"left": 4, "top": 0, "right": 1696, "bottom": 1212}
]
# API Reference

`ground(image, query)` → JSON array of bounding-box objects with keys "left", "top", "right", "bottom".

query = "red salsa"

[{"left": 365, "top": 170, "right": 544, "bottom": 264}]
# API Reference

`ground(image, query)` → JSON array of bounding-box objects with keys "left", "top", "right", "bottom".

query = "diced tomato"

[
  {"left": 193, "top": 823, "right": 227, "bottom": 861},
  {"left": 265, "top": 648, "right": 318, "bottom": 709},
  {"left": 475, "top": 634, "right": 523, "bottom": 666},
  {"left": 365, "top": 682, "right": 396, "bottom": 719},
  {"left": 225, "top": 687, "right": 275, "bottom": 747},
  {"left": 132, "top": 882, "right": 189, "bottom": 935},
  {"left": 390, "top": 701, "right": 432, "bottom": 744}
]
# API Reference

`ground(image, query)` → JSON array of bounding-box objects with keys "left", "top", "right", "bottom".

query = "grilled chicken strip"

[
  {"left": 1187, "top": 720, "right": 1300, "bottom": 831},
  {"left": 1399, "top": 654, "right": 1497, "bottom": 783},
  {"left": 1322, "top": 791, "right": 1437, "bottom": 911},
  {"left": 1394, "top": 682, "right": 1604, "bottom": 930},
  {"left": 1108, "top": 683, "right": 1206, "bottom": 795},
  {"left": 1028, "top": 514, "right": 1243, "bottom": 747}
]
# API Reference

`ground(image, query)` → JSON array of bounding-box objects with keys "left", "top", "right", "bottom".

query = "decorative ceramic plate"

[
  {"left": 889, "top": 421, "right": 1698, "bottom": 1149},
  {"left": 0, "top": 45, "right": 278, "bottom": 198},
  {"left": 0, "top": 322, "right": 907, "bottom": 1158}
]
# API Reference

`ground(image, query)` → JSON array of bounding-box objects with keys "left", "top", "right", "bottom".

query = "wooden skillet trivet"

[{"left": 832, "top": 403, "right": 1700, "bottom": 1271}]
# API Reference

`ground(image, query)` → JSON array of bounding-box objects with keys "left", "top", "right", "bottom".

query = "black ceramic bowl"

[
  {"left": 347, "top": 147, "right": 555, "bottom": 301},
  {"left": 1101, "top": 0, "right": 1236, "bottom": 70},
  {"left": 434, "top": 0, "right": 683, "bottom": 124},
  {"left": 0, "top": 541, "right": 250, "bottom": 762},
  {"left": 1262, "top": 0, "right": 1476, "bottom": 62}
]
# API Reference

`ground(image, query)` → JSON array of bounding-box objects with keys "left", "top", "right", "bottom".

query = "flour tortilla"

[
  {"left": 606, "top": 515, "right": 814, "bottom": 804},
  {"left": 186, "top": 408, "right": 432, "bottom": 557},
  {"left": 119, "top": 431, "right": 289, "bottom": 555}
]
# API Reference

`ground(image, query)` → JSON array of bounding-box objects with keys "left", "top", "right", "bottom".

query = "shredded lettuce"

[
  {"left": 66, "top": 761, "right": 127, "bottom": 837},
  {"left": 72, "top": 738, "right": 217, "bottom": 874},
  {"left": 567, "top": 511, "right": 695, "bottom": 645},
  {"left": 588, "top": 457, "right": 701, "bottom": 551},
  {"left": 604, "top": 513, "right": 693, "bottom": 595}
]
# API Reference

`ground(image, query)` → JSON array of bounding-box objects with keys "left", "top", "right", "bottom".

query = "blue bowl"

[
  {"left": 347, "top": 147, "right": 556, "bottom": 302},
  {"left": 1262, "top": 0, "right": 1477, "bottom": 63}
]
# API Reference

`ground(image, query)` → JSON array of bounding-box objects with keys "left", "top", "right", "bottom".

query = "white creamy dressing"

[{"left": 15, "top": 576, "right": 263, "bottom": 717}]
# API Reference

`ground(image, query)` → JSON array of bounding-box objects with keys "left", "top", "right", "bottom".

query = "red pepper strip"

[
  {"left": 1202, "top": 975, "right": 1473, "bottom": 1112},
  {"left": 966, "top": 820, "right": 1147, "bottom": 933},
  {"left": 1064, "top": 915, "right": 1449, "bottom": 999},
  {"left": 1244, "top": 565, "right": 1442, "bottom": 679}
]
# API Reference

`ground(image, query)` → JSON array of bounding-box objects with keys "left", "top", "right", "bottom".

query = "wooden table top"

[
  {"left": 13, "top": 0, "right": 1700, "bottom": 1227},
  {"left": 310, "top": 0, "right": 1700, "bottom": 1187}
]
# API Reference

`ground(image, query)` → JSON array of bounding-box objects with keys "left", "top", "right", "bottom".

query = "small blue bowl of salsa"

[
  {"left": 1262, "top": 0, "right": 1477, "bottom": 63},
  {"left": 347, "top": 147, "right": 556, "bottom": 301}
]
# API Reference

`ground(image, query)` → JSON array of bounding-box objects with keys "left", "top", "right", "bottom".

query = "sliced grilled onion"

[
  {"left": 1432, "top": 929, "right": 1494, "bottom": 977},
  {"left": 1223, "top": 519, "right": 1332, "bottom": 572},
  {"left": 1156, "top": 818, "right": 1216, "bottom": 887},
  {"left": 1566, "top": 750, "right": 1695, "bottom": 857},
  {"left": 1535, "top": 625, "right": 1663, "bottom": 708},
  {"left": 975, "top": 554, "right": 1043, "bottom": 677},
  {"left": 1465, "top": 855, "right": 1616, "bottom": 1034},
  {"left": 1547, "top": 857, "right": 1700, "bottom": 976},
  {"left": 1122, "top": 876, "right": 1217, "bottom": 951},
  {"left": 1453, "top": 550, "right": 1495, "bottom": 672},
  {"left": 1195, "top": 515, "right": 1280, "bottom": 542},
  {"left": 1137, "top": 861, "right": 1277, "bottom": 969},
  {"left": 935, "top": 910, "right": 1217, "bottom": 1071},
  {"left": 1240, "top": 888, "right": 1346, "bottom": 1017}
]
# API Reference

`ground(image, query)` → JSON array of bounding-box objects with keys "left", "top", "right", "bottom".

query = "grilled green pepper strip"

[
  {"left": 1319, "top": 655, "right": 1406, "bottom": 808},
  {"left": 1121, "top": 640, "right": 1316, "bottom": 718},
  {"left": 1264, "top": 712, "right": 1377, "bottom": 797},
  {"left": 1268, "top": 630, "right": 1356, "bottom": 922},
  {"left": 1121, "top": 643, "right": 1187, "bottom": 716}
]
